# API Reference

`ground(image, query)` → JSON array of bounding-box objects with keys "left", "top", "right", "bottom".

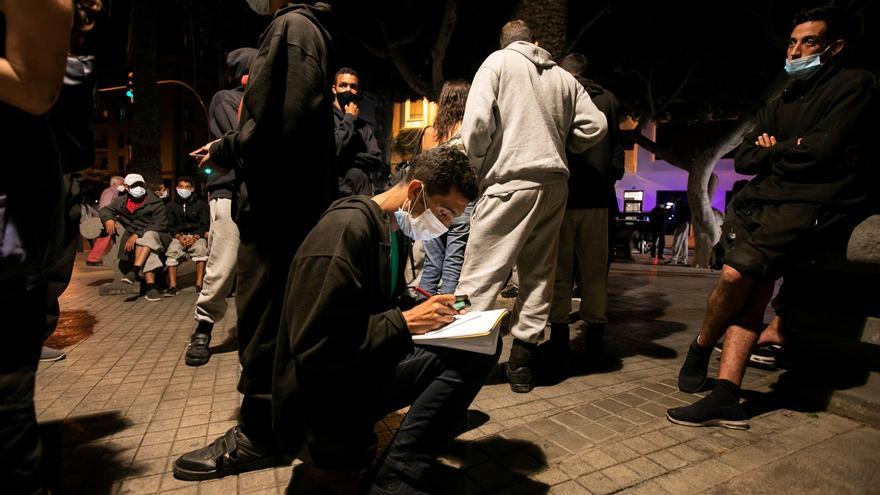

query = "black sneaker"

[
  {"left": 185, "top": 332, "right": 211, "bottom": 367},
  {"left": 40, "top": 346, "right": 67, "bottom": 362},
  {"left": 666, "top": 393, "right": 749, "bottom": 430},
  {"left": 164, "top": 286, "right": 180, "bottom": 297},
  {"left": 505, "top": 339, "right": 538, "bottom": 393},
  {"left": 85, "top": 260, "right": 103, "bottom": 267},
  {"left": 173, "top": 426, "right": 286, "bottom": 481},
  {"left": 145, "top": 287, "right": 162, "bottom": 302},
  {"left": 678, "top": 338, "right": 713, "bottom": 393},
  {"left": 713, "top": 342, "right": 782, "bottom": 367},
  {"left": 121, "top": 270, "right": 138, "bottom": 284}
]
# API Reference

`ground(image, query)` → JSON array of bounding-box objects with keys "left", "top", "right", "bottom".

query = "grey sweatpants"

[
  {"left": 194, "top": 198, "right": 240, "bottom": 325},
  {"left": 670, "top": 222, "right": 690, "bottom": 264},
  {"left": 550, "top": 208, "right": 609, "bottom": 325},
  {"left": 132, "top": 230, "right": 165, "bottom": 273},
  {"left": 456, "top": 182, "right": 568, "bottom": 343}
]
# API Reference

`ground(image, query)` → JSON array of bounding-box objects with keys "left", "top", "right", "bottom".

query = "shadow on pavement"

[{"left": 436, "top": 437, "right": 550, "bottom": 494}]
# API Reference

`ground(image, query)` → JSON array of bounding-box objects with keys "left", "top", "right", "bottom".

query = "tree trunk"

[
  {"left": 686, "top": 122, "right": 752, "bottom": 267},
  {"left": 128, "top": 0, "right": 161, "bottom": 184},
  {"left": 514, "top": 0, "right": 567, "bottom": 60}
]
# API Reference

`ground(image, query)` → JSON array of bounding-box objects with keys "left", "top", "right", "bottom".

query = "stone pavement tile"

[
  {"left": 596, "top": 416, "right": 636, "bottom": 435},
  {"left": 640, "top": 430, "right": 678, "bottom": 450},
  {"left": 498, "top": 449, "right": 548, "bottom": 475},
  {"left": 631, "top": 386, "right": 664, "bottom": 401},
  {"left": 637, "top": 401, "right": 668, "bottom": 418},
  {"left": 198, "top": 476, "right": 238, "bottom": 495},
  {"left": 645, "top": 450, "right": 687, "bottom": 471},
  {"left": 547, "top": 430, "right": 592, "bottom": 453},
  {"left": 134, "top": 442, "right": 173, "bottom": 461},
  {"left": 148, "top": 418, "right": 183, "bottom": 433},
  {"left": 175, "top": 424, "right": 209, "bottom": 441},
  {"left": 599, "top": 443, "right": 639, "bottom": 463},
  {"left": 179, "top": 413, "right": 211, "bottom": 428},
  {"left": 651, "top": 470, "right": 702, "bottom": 495},
  {"left": 658, "top": 425, "right": 700, "bottom": 442},
  {"left": 207, "top": 421, "right": 239, "bottom": 437},
  {"left": 716, "top": 443, "right": 776, "bottom": 472},
  {"left": 572, "top": 404, "right": 609, "bottom": 421},
  {"left": 141, "top": 429, "right": 177, "bottom": 446},
  {"left": 676, "top": 458, "right": 740, "bottom": 491},
  {"left": 574, "top": 421, "right": 616, "bottom": 443},
  {"left": 576, "top": 470, "right": 618, "bottom": 495},
  {"left": 154, "top": 408, "right": 186, "bottom": 422},
  {"left": 685, "top": 437, "right": 728, "bottom": 457},
  {"left": 610, "top": 393, "right": 647, "bottom": 408},
  {"left": 552, "top": 412, "right": 591, "bottom": 429},
  {"left": 118, "top": 473, "right": 163, "bottom": 494},
  {"left": 132, "top": 456, "right": 171, "bottom": 477},
  {"left": 578, "top": 449, "right": 618, "bottom": 471},
  {"left": 159, "top": 486, "right": 198, "bottom": 495},
  {"left": 621, "top": 435, "right": 660, "bottom": 455},
  {"left": 655, "top": 395, "right": 689, "bottom": 408},
  {"left": 600, "top": 463, "right": 642, "bottom": 491},
  {"left": 815, "top": 414, "right": 862, "bottom": 435},
  {"left": 548, "top": 480, "right": 592, "bottom": 495},
  {"left": 618, "top": 408, "right": 656, "bottom": 425},
  {"left": 624, "top": 456, "right": 667, "bottom": 479},
  {"left": 665, "top": 442, "right": 708, "bottom": 463},
  {"left": 558, "top": 456, "right": 596, "bottom": 478},
  {"left": 467, "top": 461, "right": 518, "bottom": 492},
  {"left": 532, "top": 467, "right": 572, "bottom": 486},
  {"left": 171, "top": 437, "right": 205, "bottom": 456},
  {"left": 593, "top": 398, "right": 628, "bottom": 414},
  {"left": 527, "top": 418, "right": 567, "bottom": 437},
  {"left": 616, "top": 480, "right": 672, "bottom": 495}
]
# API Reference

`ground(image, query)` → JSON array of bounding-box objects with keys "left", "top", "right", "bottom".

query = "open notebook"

[{"left": 411, "top": 309, "right": 508, "bottom": 355}]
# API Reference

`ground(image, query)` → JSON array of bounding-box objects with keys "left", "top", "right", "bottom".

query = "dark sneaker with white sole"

[
  {"left": 678, "top": 338, "right": 713, "bottom": 393},
  {"left": 666, "top": 392, "right": 749, "bottom": 430},
  {"left": 121, "top": 270, "right": 138, "bottom": 284},
  {"left": 173, "top": 426, "right": 286, "bottom": 481},
  {"left": 714, "top": 342, "right": 783, "bottom": 367},
  {"left": 164, "top": 286, "right": 180, "bottom": 297},
  {"left": 145, "top": 287, "right": 162, "bottom": 301}
]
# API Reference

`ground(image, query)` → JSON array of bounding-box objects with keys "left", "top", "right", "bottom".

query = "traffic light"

[{"left": 126, "top": 71, "right": 135, "bottom": 103}]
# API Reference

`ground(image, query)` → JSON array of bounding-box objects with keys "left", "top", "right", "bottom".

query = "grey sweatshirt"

[{"left": 462, "top": 41, "right": 608, "bottom": 195}]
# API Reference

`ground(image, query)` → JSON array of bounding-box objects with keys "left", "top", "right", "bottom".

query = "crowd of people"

[{"left": 1, "top": 1, "right": 877, "bottom": 494}]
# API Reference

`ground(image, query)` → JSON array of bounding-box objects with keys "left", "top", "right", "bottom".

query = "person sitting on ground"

[
  {"left": 271, "top": 147, "right": 490, "bottom": 494},
  {"left": 163, "top": 176, "right": 209, "bottom": 296},
  {"left": 99, "top": 173, "right": 171, "bottom": 302}
]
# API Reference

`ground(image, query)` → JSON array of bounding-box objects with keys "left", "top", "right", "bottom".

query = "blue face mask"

[{"left": 784, "top": 47, "right": 829, "bottom": 81}]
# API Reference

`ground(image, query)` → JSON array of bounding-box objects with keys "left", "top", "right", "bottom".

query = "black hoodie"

[
  {"left": 734, "top": 65, "right": 879, "bottom": 211},
  {"left": 272, "top": 196, "right": 411, "bottom": 466},
  {"left": 209, "top": 3, "right": 337, "bottom": 233},
  {"left": 205, "top": 48, "right": 258, "bottom": 200}
]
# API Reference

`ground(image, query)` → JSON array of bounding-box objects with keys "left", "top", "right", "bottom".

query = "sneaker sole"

[
  {"left": 39, "top": 354, "right": 66, "bottom": 362},
  {"left": 145, "top": 296, "right": 162, "bottom": 302},
  {"left": 184, "top": 355, "right": 210, "bottom": 367},
  {"left": 749, "top": 354, "right": 776, "bottom": 366},
  {"left": 665, "top": 412, "right": 749, "bottom": 430},
  {"left": 503, "top": 364, "right": 534, "bottom": 393},
  {"left": 172, "top": 455, "right": 285, "bottom": 481},
  {"left": 121, "top": 278, "right": 135, "bottom": 285}
]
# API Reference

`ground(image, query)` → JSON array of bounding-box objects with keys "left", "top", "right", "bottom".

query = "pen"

[{"left": 412, "top": 287, "right": 432, "bottom": 299}]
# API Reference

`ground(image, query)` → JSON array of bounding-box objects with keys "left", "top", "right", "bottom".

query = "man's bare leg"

[
  {"left": 678, "top": 265, "right": 756, "bottom": 393},
  {"left": 756, "top": 315, "right": 784, "bottom": 347},
  {"left": 144, "top": 271, "right": 156, "bottom": 285},
  {"left": 133, "top": 245, "right": 150, "bottom": 268},
  {"left": 168, "top": 265, "right": 178, "bottom": 288}
]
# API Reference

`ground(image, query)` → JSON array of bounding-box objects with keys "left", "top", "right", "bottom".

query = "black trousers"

[{"left": 0, "top": 285, "right": 47, "bottom": 495}]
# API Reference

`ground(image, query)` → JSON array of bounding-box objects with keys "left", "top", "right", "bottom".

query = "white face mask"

[
  {"left": 158, "top": 190, "right": 169, "bottom": 199},
  {"left": 394, "top": 187, "right": 449, "bottom": 241},
  {"left": 784, "top": 46, "right": 829, "bottom": 81},
  {"left": 116, "top": 185, "right": 125, "bottom": 193},
  {"left": 246, "top": 0, "right": 275, "bottom": 15},
  {"left": 176, "top": 188, "right": 192, "bottom": 199},
  {"left": 129, "top": 186, "right": 146, "bottom": 199}
]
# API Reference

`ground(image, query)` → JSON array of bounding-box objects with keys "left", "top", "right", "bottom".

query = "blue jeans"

[
  {"left": 303, "top": 342, "right": 499, "bottom": 488},
  {"left": 419, "top": 202, "right": 474, "bottom": 295}
]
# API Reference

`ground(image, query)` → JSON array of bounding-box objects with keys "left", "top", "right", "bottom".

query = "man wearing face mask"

[
  {"left": 164, "top": 177, "right": 209, "bottom": 296},
  {"left": 154, "top": 183, "right": 170, "bottom": 203},
  {"left": 176, "top": 0, "right": 337, "bottom": 481},
  {"left": 669, "top": 6, "right": 879, "bottom": 430},
  {"left": 271, "top": 146, "right": 491, "bottom": 494},
  {"left": 99, "top": 173, "right": 171, "bottom": 302},
  {"left": 333, "top": 67, "right": 382, "bottom": 196},
  {"left": 86, "top": 175, "right": 125, "bottom": 266}
]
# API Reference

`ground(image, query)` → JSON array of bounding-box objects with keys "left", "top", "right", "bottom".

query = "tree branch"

[
  {"left": 373, "top": 8, "right": 433, "bottom": 96},
  {"left": 564, "top": 2, "right": 612, "bottom": 53},
  {"left": 630, "top": 133, "right": 691, "bottom": 171},
  {"left": 653, "top": 58, "right": 700, "bottom": 117},
  {"left": 430, "top": 0, "right": 460, "bottom": 93}
]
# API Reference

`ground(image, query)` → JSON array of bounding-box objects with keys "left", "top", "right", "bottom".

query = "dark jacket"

[
  {"left": 166, "top": 197, "right": 209, "bottom": 237},
  {"left": 334, "top": 106, "right": 382, "bottom": 175},
  {"left": 209, "top": 3, "right": 337, "bottom": 234},
  {"left": 672, "top": 198, "right": 691, "bottom": 226},
  {"left": 100, "top": 191, "right": 169, "bottom": 238},
  {"left": 734, "top": 64, "right": 879, "bottom": 211},
  {"left": 205, "top": 48, "right": 257, "bottom": 200},
  {"left": 565, "top": 77, "right": 624, "bottom": 209},
  {"left": 273, "top": 196, "right": 411, "bottom": 466}
]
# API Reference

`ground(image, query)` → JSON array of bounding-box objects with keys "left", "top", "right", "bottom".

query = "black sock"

[
  {"left": 712, "top": 379, "right": 740, "bottom": 407},
  {"left": 145, "top": 283, "right": 155, "bottom": 291},
  {"left": 196, "top": 321, "right": 213, "bottom": 335},
  {"left": 132, "top": 265, "right": 142, "bottom": 276}
]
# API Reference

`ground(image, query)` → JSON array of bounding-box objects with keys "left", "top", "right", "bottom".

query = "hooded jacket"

[
  {"left": 566, "top": 77, "right": 624, "bottom": 209},
  {"left": 205, "top": 48, "right": 258, "bottom": 200},
  {"left": 273, "top": 196, "right": 411, "bottom": 466},
  {"left": 734, "top": 64, "right": 879, "bottom": 211},
  {"left": 334, "top": 105, "right": 382, "bottom": 175},
  {"left": 209, "top": 3, "right": 337, "bottom": 233},
  {"left": 100, "top": 190, "right": 170, "bottom": 239},
  {"left": 166, "top": 196, "right": 210, "bottom": 237},
  {"left": 461, "top": 41, "right": 608, "bottom": 195}
]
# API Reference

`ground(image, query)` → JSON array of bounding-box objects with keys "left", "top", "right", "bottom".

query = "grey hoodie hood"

[{"left": 505, "top": 41, "right": 556, "bottom": 69}]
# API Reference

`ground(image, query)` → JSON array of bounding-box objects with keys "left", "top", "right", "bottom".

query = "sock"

[
  {"left": 712, "top": 379, "right": 740, "bottom": 407},
  {"left": 132, "top": 265, "right": 142, "bottom": 276},
  {"left": 145, "top": 283, "right": 155, "bottom": 290}
]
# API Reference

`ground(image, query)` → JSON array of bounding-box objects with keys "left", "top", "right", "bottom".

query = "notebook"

[{"left": 411, "top": 309, "right": 508, "bottom": 355}]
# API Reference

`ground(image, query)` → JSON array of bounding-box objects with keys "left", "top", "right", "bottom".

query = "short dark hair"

[
  {"left": 500, "top": 20, "right": 533, "bottom": 49},
  {"left": 177, "top": 176, "right": 194, "bottom": 187},
  {"left": 793, "top": 6, "right": 847, "bottom": 42},
  {"left": 405, "top": 147, "right": 478, "bottom": 202},
  {"left": 560, "top": 53, "right": 588, "bottom": 77},
  {"left": 335, "top": 67, "right": 359, "bottom": 81}
]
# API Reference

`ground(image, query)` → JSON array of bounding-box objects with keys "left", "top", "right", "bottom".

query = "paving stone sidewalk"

[{"left": 36, "top": 255, "right": 879, "bottom": 494}]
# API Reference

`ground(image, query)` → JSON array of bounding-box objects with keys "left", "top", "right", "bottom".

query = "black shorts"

[{"left": 720, "top": 203, "right": 854, "bottom": 281}]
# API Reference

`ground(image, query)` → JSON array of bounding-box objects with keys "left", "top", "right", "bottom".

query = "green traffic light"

[{"left": 203, "top": 167, "right": 213, "bottom": 175}]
